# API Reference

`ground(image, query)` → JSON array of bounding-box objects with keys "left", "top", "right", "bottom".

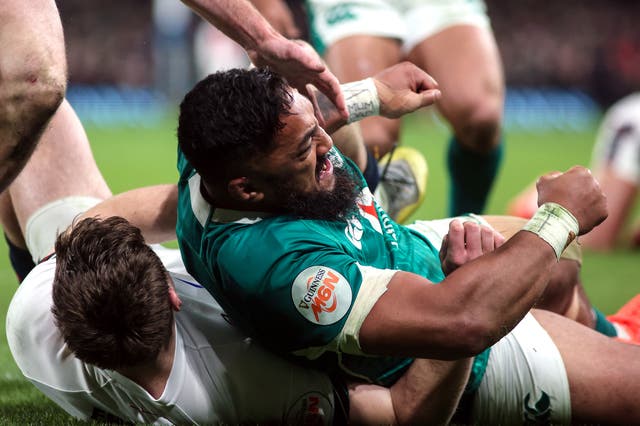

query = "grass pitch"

[{"left": 0, "top": 110, "right": 638, "bottom": 424}]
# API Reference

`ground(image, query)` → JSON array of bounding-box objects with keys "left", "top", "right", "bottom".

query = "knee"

[
  {"left": 1, "top": 60, "right": 66, "bottom": 137},
  {"left": 447, "top": 94, "right": 503, "bottom": 153},
  {"left": 16, "top": 66, "right": 66, "bottom": 119}
]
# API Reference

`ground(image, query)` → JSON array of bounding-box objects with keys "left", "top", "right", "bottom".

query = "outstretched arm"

[
  {"left": 359, "top": 166, "right": 607, "bottom": 359},
  {"left": 181, "top": 0, "right": 346, "bottom": 117},
  {"left": 80, "top": 184, "right": 178, "bottom": 244}
]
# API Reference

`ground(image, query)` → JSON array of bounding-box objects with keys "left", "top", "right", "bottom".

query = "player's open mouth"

[{"left": 316, "top": 155, "right": 333, "bottom": 182}]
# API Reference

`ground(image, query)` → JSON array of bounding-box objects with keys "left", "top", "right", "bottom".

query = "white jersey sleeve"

[{"left": 7, "top": 248, "right": 343, "bottom": 425}]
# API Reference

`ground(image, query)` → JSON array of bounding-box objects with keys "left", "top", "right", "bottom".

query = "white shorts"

[
  {"left": 472, "top": 313, "right": 571, "bottom": 424},
  {"left": 308, "top": 0, "right": 490, "bottom": 53},
  {"left": 25, "top": 196, "right": 103, "bottom": 263},
  {"left": 591, "top": 93, "right": 640, "bottom": 185}
]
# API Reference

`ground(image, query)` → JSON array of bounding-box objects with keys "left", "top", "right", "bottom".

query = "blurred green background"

[{"left": 0, "top": 110, "right": 638, "bottom": 424}]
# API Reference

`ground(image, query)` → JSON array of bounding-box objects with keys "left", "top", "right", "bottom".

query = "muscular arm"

[
  {"left": 349, "top": 357, "right": 472, "bottom": 425},
  {"left": 80, "top": 185, "right": 178, "bottom": 244},
  {"left": 248, "top": 0, "right": 301, "bottom": 39},
  {"left": 181, "top": 0, "right": 346, "bottom": 116},
  {"left": 359, "top": 167, "right": 607, "bottom": 359},
  {"left": 0, "top": 0, "right": 66, "bottom": 192}
]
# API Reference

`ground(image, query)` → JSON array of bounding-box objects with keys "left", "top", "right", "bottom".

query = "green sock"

[
  {"left": 593, "top": 308, "right": 618, "bottom": 337},
  {"left": 447, "top": 138, "right": 504, "bottom": 216}
]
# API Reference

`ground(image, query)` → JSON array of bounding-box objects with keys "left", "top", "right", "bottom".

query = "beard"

[{"left": 279, "top": 166, "right": 359, "bottom": 221}]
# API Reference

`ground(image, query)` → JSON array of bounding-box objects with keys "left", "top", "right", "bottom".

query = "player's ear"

[
  {"left": 168, "top": 283, "right": 182, "bottom": 312},
  {"left": 227, "top": 177, "right": 264, "bottom": 203}
]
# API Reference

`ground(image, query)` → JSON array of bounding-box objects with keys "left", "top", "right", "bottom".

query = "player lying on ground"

[
  {"left": 5, "top": 99, "right": 469, "bottom": 425},
  {"left": 173, "top": 66, "right": 640, "bottom": 424},
  {"left": 6, "top": 99, "right": 640, "bottom": 425}
]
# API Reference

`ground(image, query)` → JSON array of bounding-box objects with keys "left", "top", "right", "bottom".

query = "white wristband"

[
  {"left": 522, "top": 202, "right": 579, "bottom": 259},
  {"left": 342, "top": 78, "right": 380, "bottom": 123}
]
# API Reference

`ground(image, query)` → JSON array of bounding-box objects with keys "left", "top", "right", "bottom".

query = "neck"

[{"left": 117, "top": 326, "right": 176, "bottom": 399}]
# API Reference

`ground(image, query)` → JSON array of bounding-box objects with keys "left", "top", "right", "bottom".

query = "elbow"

[{"left": 446, "top": 311, "right": 500, "bottom": 358}]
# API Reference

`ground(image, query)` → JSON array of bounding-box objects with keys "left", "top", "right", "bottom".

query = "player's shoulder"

[
  {"left": 6, "top": 257, "right": 57, "bottom": 339},
  {"left": 6, "top": 257, "right": 81, "bottom": 386}
]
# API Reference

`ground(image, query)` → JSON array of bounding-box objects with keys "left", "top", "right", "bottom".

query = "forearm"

[
  {"left": 181, "top": 0, "right": 279, "bottom": 54},
  {"left": 348, "top": 358, "right": 472, "bottom": 425},
  {"left": 312, "top": 79, "right": 379, "bottom": 134},
  {"left": 80, "top": 185, "right": 178, "bottom": 244},
  {"left": 361, "top": 231, "right": 558, "bottom": 359},
  {"left": 390, "top": 358, "right": 472, "bottom": 425}
]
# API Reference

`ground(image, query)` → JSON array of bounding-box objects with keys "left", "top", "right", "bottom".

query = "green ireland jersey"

[{"left": 176, "top": 147, "right": 446, "bottom": 384}]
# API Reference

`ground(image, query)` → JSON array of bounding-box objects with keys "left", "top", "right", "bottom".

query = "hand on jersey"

[
  {"left": 536, "top": 166, "right": 607, "bottom": 235},
  {"left": 439, "top": 220, "right": 506, "bottom": 276},
  {"left": 373, "top": 62, "right": 441, "bottom": 119}
]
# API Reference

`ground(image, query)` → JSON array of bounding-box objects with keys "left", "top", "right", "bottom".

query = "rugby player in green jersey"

[{"left": 174, "top": 65, "right": 640, "bottom": 424}]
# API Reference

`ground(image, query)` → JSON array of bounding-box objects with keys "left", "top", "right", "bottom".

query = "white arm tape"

[
  {"left": 337, "top": 265, "right": 396, "bottom": 354},
  {"left": 522, "top": 202, "right": 579, "bottom": 260},
  {"left": 342, "top": 78, "right": 380, "bottom": 123}
]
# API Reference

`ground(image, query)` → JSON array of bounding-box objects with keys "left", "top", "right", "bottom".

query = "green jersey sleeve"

[{"left": 214, "top": 219, "right": 363, "bottom": 354}]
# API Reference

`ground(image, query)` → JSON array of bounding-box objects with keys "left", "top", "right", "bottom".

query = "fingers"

[
  {"left": 463, "top": 222, "right": 482, "bottom": 256},
  {"left": 536, "top": 170, "right": 562, "bottom": 189},
  {"left": 412, "top": 67, "right": 439, "bottom": 92},
  {"left": 416, "top": 89, "right": 442, "bottom": 108},
  {"left": 287, "top": 42, "right": 348, "bottom": 118},
  {"left": 289, "top": 39, "right": 325, "bottom": 71},
  {"left": 446, "top": 219, "right": 466, "bottom": 256},
  {"left": 439, "top": 234, "right": 449, "bottom": 264},
  {"left": 317, "top": 74, "right": 347, "bottom": 118},
  {"left": 441, "top": 220, "right": 502, "bottom": 275},
  {"left": 481, "top": 224, "right": 505, "bottom": 251}
]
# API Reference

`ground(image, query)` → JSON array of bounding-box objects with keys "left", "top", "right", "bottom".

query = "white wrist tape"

[
  {"left": 523, "top": 202, "right": 579, "bottom": 260},
  {"left": 342, "top": 78, "right": 380, "bottom": 123}
]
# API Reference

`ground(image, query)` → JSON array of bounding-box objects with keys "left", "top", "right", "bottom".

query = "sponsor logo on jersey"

[
  {"left": 344, "top": 217, "right": 364, "bottom": 249},
  {"left": 325, "top": 4, "right": 357, "bottom": 26},
  {"left": 292, "top": 266, "right": 352, "bottom": 325},
  {"left": 355, "top": 188, "right": 382, "bottom": 234},
  {"left": 286, "top": 392, "right": 332, "bottom": 425},
  {"left": 523, "top": 390, "right": 551, "bottom": 424}
]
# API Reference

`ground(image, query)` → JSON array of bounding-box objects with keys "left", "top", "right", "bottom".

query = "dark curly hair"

[
  {"left": 177, "top": 67, "right": 294, "bottom": 182},
  {"left": 52, "top": 216, "right": 173, "bottom": 370}
]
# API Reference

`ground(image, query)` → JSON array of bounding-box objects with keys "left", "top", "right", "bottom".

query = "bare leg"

[
  {"left": 8, "top": 100, "right": 112, "bottom": 234},
  {"left": 324, "top": 36, "right": 403, "bottom": 158},
  {"left": 407, "top": 25, "right": 504, "bottom": 154},
  {"left": 533, "top": 309, "right": 640, "bottom": 423},
  {"left": 0, "top": 0, "right": 67, "bottom": 192},
  {"left": 0, "top": 191, "right": 24, "bottom": 248}
]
